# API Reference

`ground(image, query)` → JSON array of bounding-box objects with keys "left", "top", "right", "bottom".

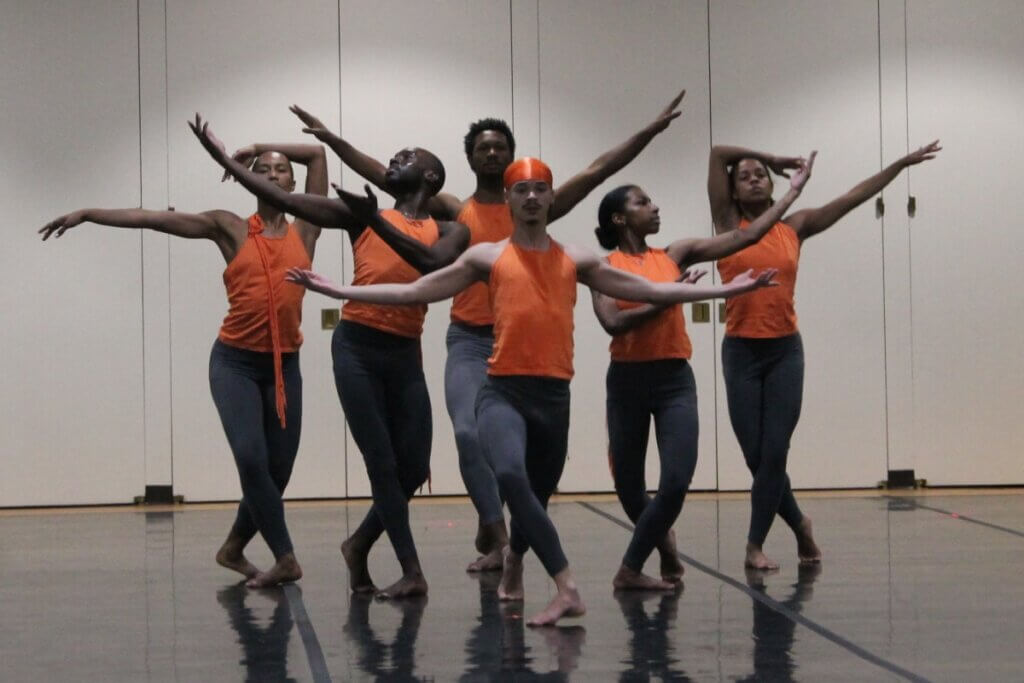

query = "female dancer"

[
  {"left": 709, "top": 140, "right": 941, "bottom": 569},
  {"left": 592, "top": 152, "right": 814, "bottom": 590},
  {"left": 40, "top": 140, "right": 328, "bottom": 587},
  {"left": 284, "top": 157, "right": 780, "bottom": 625}
]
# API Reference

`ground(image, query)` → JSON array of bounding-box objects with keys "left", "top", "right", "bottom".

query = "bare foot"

[
  {"left": 467, "top": 547, "right": 504, "bottom": 572},
  {"left": 527, "top": 587, "right": 586, "bottom": 626},
  {"left": 498, "top": 547, "right": 524, "bottom": 601},
  {"left": 658, "top": 530, "right": 685, "bottom": 583},
  {"left": 216, "top": 538, "right": 260, "bottom": 579},
  {"left": 246, "top": 553, "right": 302, "bottom": 588},
  {"left": 796, "top": 517, "right": 822, "bottom": 564},
  {"left": 341, "top": 536, "right": 376, "bottom": 594},
  {"left": 745, "top": 544, "right": 780, "bottom": 571},
  {"left": 612, "top": 565, "right": 676, "bottom": 591},
  {"left": 375, "top": 571, "right": 428, "bottom": 600}
]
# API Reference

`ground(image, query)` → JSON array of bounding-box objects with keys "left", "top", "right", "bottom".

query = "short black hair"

[
  {"left": 464, "top": 118, "right": 516, "bottom": 157},
  {"left": 416, "top": 148, "right": 447, "bottom": 195}
]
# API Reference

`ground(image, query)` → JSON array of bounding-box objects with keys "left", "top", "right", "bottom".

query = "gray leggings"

[
  {"left": 209, "top": 339, "right": 302, "bottom": 559},
  {"left": 444, "top": 323, "right": 503, "bottom": 524},
  {"left": 475, "top": 375, "right": 570, "bottom": 577},
  {"left": 722, "top": 333, "right": 805, "bottom": 546},
  {"left": 607, "top": 359, "right": 698, "bottom": 571},
  {"left": 332, "top": 321, "right": 431, "bottom": 564}
]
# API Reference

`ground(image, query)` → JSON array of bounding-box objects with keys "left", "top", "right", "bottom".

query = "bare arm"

[
  {"left": 590, "top": 268, "right": 706, "bottom": 335},
  {"left": 787, "top": 140, "right": 941, "bottom": 241},
  {"left": 332, "top": 184, "right": 470, "bottom": 272},
  {"left": 40, "top": 207, "right": 231, "bottom": 242},
  {"left": 670, "top": 152, "right": 816, "bottom": 265},
  {"left": 571, "top": 245, "right": 776, "bottom": 304},
  {"left": 707, "top": 145, "right": 804, "bottom": 233},
  {"left": 189, "top": 115, "right": 361, "bottom": 230},
  {"left": 285, "top": 243, "right": 494, "bottom": 304},
  {"left": 548, "top": 89, "right": 686, "bottom": 222}
]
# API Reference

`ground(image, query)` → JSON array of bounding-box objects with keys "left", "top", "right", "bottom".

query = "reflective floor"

[{"left": 2, "top": 491, "right": 1023, "bottom": 681}]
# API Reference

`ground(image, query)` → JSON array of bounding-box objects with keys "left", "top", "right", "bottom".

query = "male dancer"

[
  {"left": 290, "top": 90, "right": 686, "bottom": 570},
  {"left": 191, "top": 115, "right": 465, "bottom": 598}
]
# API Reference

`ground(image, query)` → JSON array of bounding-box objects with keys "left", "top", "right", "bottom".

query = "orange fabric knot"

[
  {"left": 247, "top": 213, "right": 288, "bottom": 429},
  {"left": 503, "top": 157, "right": 553, "bottom": 189}
]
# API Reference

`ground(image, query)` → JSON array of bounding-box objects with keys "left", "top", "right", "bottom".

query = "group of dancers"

[{"left": 40, "top": 88, "right": 940, "bottom": 626}]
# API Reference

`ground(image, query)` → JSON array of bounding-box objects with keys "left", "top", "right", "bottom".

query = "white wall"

[{"left": 3, "top": 0, "right": 1022, "bottom": 506}]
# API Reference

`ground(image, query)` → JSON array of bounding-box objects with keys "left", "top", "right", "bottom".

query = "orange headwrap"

[{"left": 503, "top": 157, "right": 553, "bottom": 190}]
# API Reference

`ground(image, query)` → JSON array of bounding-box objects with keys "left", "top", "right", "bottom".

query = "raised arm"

[
  {"left": 189, "top": 115, "right": 360, "bottom": 230},
  {"left": 333, "top": 184, "right": 470, "bottom": 273},
  {"left": 286, "top": 242, "right": 494, "bottom": 304},
  {"left": 548, "top": 89, "right": 686, "bottom": 222},
  {"left": 786, "top": 140, "right": 941, "bottom": 241},
  {"left": 669, "top": 152, "right": 816, "bottom": 265},
  {"left": 707, "top": 144, "right": 804, "bottom": 232},
  {"left": 571, "top": 245, "right": 776, "bottom": 304},
  {"left": 590, "top": 268, "right": 706, "bottom": 335}
]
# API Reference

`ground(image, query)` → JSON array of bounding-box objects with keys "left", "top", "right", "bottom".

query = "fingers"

[
  {"left": 363, "top": 183, "right": 376, "bottom": 201},
  {"left": 661, "top": 88, "right": 686, "bottom": 115}
]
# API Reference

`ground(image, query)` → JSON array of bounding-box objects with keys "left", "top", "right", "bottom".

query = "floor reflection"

[
  {"left": 216, "top": 583, "right": 297, "bottom": 683},
  {"left": 738, "top": 563, "right": 822, "bottom": 683},
  {"left": 461, "top": 572, "right": 586, "bottom": 681},
  {"left": 343, "top": 592, "right": 429, "bottom": 681},
  {"left": 614, "top": 587, "right": 692, "bottom": 681}
]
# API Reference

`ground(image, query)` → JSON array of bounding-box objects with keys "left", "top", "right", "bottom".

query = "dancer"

[
  {"left": 40, "top": 139, "right": 329, "bottom": 587},
  {"left": 290, "top": 91, "right": 686, "bottom": 571},
  {"left": 190, "top": 115, "right": 468, "bottom": 599},
  {"left": 592, "top": 153, "right": 814, "bottom": 590},
  {"left": 708, "top": 140, "right": 941, "bottom": 569},
  {"left": 283, "top": 157, "right": 780, "bottom": 625}
]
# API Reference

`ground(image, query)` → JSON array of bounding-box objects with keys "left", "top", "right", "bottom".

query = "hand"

[
  {"left": 789, "top": 151, "right": 817, "bottom": 192},
  {"left": 679, "top": 267, "right": 707, "bottom": 284},
  {"left": 766, "top": 155, "right": 804, "bottom": 179},
  {"left": 290, "top": 104, "right": 335, "bottom": 142},
  {"left": 728, "top": 268, "right": 779, "bottom": 292},
  {"left": 188, "top": 113, "right": 228, "bottom": 161},
  {"left": 332, "top": 183, "right": 379, "bottom": 225},
  {"left": 222, "top": 144, "right": 258, "bottom": 182},
  {"left": 649, "top": 89, "right": 686, "bottom": 133},
  {"left": 285, "top": 267, "right": 342, "bottom": 296},
  {"left": 903, "top": 139, "right": 941, "bottom": 166},
  {"left": 39, "top": 210, "right": 86, "bottom": 240}
]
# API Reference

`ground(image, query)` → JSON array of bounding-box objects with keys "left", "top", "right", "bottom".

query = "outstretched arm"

[
  {"left": 189, "top": 114, "right": 359, "bottom": 230},
  {"left": 590, "top": 268, "right": 706, "bottom": 335},
  {"left": 571, "top": 245, "right": 776, "bottom": 304},
  {"left": 286, "top": 243, "right": 492, "bottom": 304},
  {"left": 40, "top": 207, "right": 232, "bottom": 243},
  {"left": 787, "top": 140, "right": 941, "bottom": 241},
  {"left": 333, "top": 184, "right": 470, "bottom": 273},
  {"left": 707, "top": 144, "right": 804, "bottom": 233},
  {"left": 548, "top": 89, "right": 686, "bottom": 222},
  {"left": 669, "top": 152, "right": 816, "bottom": 265},
  {"left": 291, "top": 105, "right": 462, "bottom": 220}
]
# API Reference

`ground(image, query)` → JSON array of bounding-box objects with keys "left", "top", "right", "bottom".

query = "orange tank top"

[
  {"left": 450, "top": 198, "right": 514, "bottom": 326},
  {"left": 342, "top": 209, "right": 440, "bottom": 338},
  {"left": 607, "top": 249, "right": 692, "bottom": 361},
  {"left": 219, "top": 215, "right": 311, "bottom": 427},
  {"left": 488, "top": 240, "right": 577, "bottom": 379},
  {"left": 716, "top": 219, "right": 800, "bottom": 338}
]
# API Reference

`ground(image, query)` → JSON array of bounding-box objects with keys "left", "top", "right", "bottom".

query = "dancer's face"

[
  {"left": 618, "top": 187, "right": 661, "bottom": 235},
  {"left": 468, "top": 130, "right": 513, "bottom": 178},
  {"left": 253, "top": 152, "right": 295, "bottom": 192},
  {"left": 731, "top": 158, "right": 773, "bottom": 204},
  {"left": 506, "top": 179, "right": 552, "bottom": 223},
  {"left": 384, "top": 148, "right": 424, "bottom": 190}
]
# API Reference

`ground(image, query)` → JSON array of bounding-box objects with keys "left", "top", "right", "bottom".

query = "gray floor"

[{"left": 2, "top": 491, "right": 1022, "bottom": 681}]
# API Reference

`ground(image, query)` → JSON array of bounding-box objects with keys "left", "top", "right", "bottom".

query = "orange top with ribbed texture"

[
  {"left": 607, "top": 248, "right": 692, "bottom": 361},
  {"left": 450, "top": 198, "right": 514, "bottom": 325},
  {"left": 342, "top": 209, "right": 439, "bottom": 338},
  {"left": 716, "top": 219, "right": 800, "bottom": 338},
  {"left": 488, "top": 240, "right": 577, "bottom": 379},
  {"left": 219, "top": 215, "right": 311, "bottom": 427}
]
